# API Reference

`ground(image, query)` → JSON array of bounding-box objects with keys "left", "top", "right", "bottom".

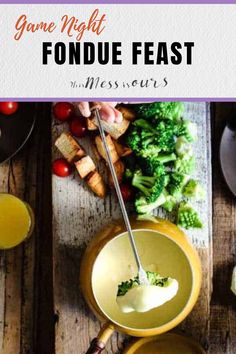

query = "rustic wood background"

[
  {"left": 52, "top": 102, "right": 211, "bottom": 354},
  {"left": 0, "top": 102, "right": 235, "bottom": 354}
]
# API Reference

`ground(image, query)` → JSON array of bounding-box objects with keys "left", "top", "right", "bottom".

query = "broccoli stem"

[
  {"left": 156, "top": 153, "right": 176, "bottom": 164},
  {"left": 134, "top": 119, "right": 155, "bottom": 131},
  {"left": 132, "top": 174, "right": 155, "bottom": 197},
  {"left": 135, "top": 193, "right": 166, "bottom": 214}
]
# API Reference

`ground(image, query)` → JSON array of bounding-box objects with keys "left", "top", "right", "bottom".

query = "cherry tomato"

[
  {"left": 53, "top": 102, "right": 74, "bottom": 122},
  {"left": 52, "top": 158, "right": 72, "bottom": 177},
  {"left": 120, "top": 183, "right": 134, "bottom": 202},
  {"left": 0, "top": 102, "right": 18, "bottom": 115},
  {"left": 69, "top": 116, "right": 87, "bottom": 138}
]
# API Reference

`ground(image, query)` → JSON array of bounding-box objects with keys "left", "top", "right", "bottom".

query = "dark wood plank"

[
  {"left": 31, "top": 103, "right": 54, "bottom": 354},
  {"left": 0, "top": 103, "right": 54, "bottom": 354},
  {"left": 1, "top": 146, "right": 31, "bottom": 354},
  {"left": 209, "top": 103, "right": 236, "bottom": 354}
]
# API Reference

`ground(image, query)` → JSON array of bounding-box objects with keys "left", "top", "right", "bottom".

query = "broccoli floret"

[
  {"left": 146, "top": 271, "right": 169, "bottom": 286},
  {"left": 177, "top": 202, "right": 203, "bottom": 229},
  {"left": 124, "top": 103, "right": 203, "bottom": 229},
  {"left": 123, "top": 154, "right": 137, "bottom": 172},
  {"left": 124, "top": 168, "right": 134, "bottom": 180},
  {"left": 140, "top": 130, "right": 156, "bottom": 149},
  {"left": 154, "top": 121, "right": 176, "bottom": 152},
  {"left": 135, "top": 194, "right": 166, "bottom": 214},
  {"left": 178, "top": 120, "right": 198, "bottom": 142},
  {"left": 117, "top": 276, "right": 139, "bottom": 296},
  {"left": 162, "top": 190, "right": 177, "bottom": 212},
  {"left": 164, "top": 174, "right": 170, "bottom": 187},
  {"left": 137, "top": 130, "right": 176, "bottom": 156},
  {"left": 156, "top": 153, "right": 176, "bottom": 164},
  {"left": 137, "top": 119, "right": 176, "bottom": 152},
  {"left": 135, "top": 102, "right": 184, "bottom": 121},
  {"left": 174, "top": 155, "right": 196, "bottom": 174},
  {"left": 126, "top": 127, "right": 142, "bottom": 152},
  {"left": 133, "top": 119, "right": 155, "bottom": 131},
  {"left": 175, "top": 136, "right": 193, "bottom": 157},
  {"left": 183, "top": 179, "right": 205, "bottom": 200},
  {"left": 139, "top": 157, "right": 165, "bottom": 177},
  {"left": 136, "top": 214, "right": 160, "bottom": 223},
  {"left": 127, "top": 118, "right": 177, "bottom": 155},
  {"left": 138, "top": 145, "right": 161, "bottom": 158},
  {"left": 126, "top": 120, "right": 156, "bottom": 151},
  {"left": 137, "top": 120, "right": 177, "bottom": 154},
  {"left": 132, "top": 170, "right": 165, "bottom": 202},
  {"left": 117, "top": 271, "right": 169, "bottom": 296},
  {"left": 126, "top": 125, "right": 158, "bottom": 154},
  {"left": 162, "top": 196, "right": 177, "bottom": 212},
  {"left": 139, "top": 154, "right": 175, "bottom": 176},
  {"left": 168, "top": 172, "right": 189, "bottom": 198}
]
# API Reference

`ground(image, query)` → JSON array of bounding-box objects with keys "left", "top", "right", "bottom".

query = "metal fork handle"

[{"left": 94, "top": 109, "right": 145, "bottom": 275}]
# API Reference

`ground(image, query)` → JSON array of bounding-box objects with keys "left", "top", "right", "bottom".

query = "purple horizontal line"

[
  {"left": 1, "top": 97, "right": 236, "bottom": 102},
  {"left": 0, "top": 0, "right": 236, "bottom": 3}
]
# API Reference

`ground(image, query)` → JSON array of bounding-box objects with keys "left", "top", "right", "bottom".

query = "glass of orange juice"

[{"left": 0, "top": 193, "right": 34, "bottom": 249}]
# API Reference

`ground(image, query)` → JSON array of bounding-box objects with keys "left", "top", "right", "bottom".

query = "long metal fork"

[{"left": 94, "top": 108, "right": 149, "bottom": 286}]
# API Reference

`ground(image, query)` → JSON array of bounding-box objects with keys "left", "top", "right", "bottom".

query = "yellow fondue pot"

[
  {"left": 124, "top": 333, "right": 206, "bottom": 354},
  {"left": 80, "top": 217, "right": 203, "bottom": 354}
]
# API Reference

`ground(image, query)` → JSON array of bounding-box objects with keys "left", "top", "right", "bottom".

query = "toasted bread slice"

[
  {"left": 55, "top": 132, "right": 85, "bottom": 162},
  {"left": 116, "top": 105, "right": 136, "bottom": 121},
  {"left": 91, "top": 117, "right": 130, "bottom": 140},
  {"left": 108, "top": 160, "right": 125, "bottom": 188},
  {"left": 74, "top": 156, "right": 96, "bottom": 179},
  {"left": 112, "top": 139, "right": 133, "bottom": 157},
  {"left": 95, "top": 135, "right": 119, "bottom": 164},
  {"left": 86, "top": 171, "right": 106, "bottom": 198},
  {"left": 91, "top": 142, "right": 102, "bottom": 162},
  {"left": 87, "top": 118, "right": 98, "bottom": 131}
]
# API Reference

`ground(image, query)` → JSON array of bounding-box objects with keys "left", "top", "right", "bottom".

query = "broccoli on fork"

[{"left": 117, "top": 271, "right": 170, "bottom": 297}]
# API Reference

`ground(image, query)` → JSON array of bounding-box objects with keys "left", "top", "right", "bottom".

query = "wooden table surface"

[{"left": 0, "top": 103, "right": 235, "bottom": 354}]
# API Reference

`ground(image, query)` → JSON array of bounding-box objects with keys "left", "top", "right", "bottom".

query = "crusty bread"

[
  {"left": 91, "top": 117, "right": 130, "bottom": 140},
  {"left": 55, "top": 132, "right": 85, "bottom": 162},
  {"left": 74, "top": 156, "right": 96, "bottom": 179},
  {"left": 108, "top": 160, "right": 125, "bottom": 188},
  {"left": 116, "top": 105, "right": 136, "bottom": 121},
  {"left": 86, "top": 171, "right": 106, "bottom": 198},
  {"left": 95, "top": 135, "right": 119, "bottom": 164}
]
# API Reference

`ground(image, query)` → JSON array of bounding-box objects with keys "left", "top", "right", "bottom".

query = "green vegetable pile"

[
  {"left": 117, "top": 271, "right": 169, "bottom": 297},
  {"left": 125, "top": 102, "right": 205, "bottom": 229}
]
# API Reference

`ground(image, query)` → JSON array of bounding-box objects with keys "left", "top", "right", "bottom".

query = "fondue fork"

[{"left": 94, "top": 108, "right": 149, "bottom": 286}]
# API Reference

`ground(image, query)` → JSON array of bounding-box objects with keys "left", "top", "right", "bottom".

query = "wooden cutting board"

[{"left": 52, "top": 103, "right": 212, "bottom": 354}]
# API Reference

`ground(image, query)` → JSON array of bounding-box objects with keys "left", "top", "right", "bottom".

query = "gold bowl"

[{"left": 80, "top": 217, "right": 202, "bottom": 351}]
